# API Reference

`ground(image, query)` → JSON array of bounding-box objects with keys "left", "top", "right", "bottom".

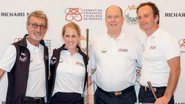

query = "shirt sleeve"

[
  {"left": 0, "top": 45, "right": 16, "bottom": 72},
  {"left": 162, "top": 36, "right": 180, "bottom": 60}
]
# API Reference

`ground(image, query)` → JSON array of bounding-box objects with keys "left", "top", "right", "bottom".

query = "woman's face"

[{"left": 63, "top": 27, "right": 80, "bottom": 50}]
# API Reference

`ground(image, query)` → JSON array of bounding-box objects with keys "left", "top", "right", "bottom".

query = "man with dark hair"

[{"left": 137, "top": 2, "right": 181, "bottom": 104}]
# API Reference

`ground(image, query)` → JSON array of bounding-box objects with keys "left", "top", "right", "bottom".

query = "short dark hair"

[{"left": 137, "top": 2, "right": 160, "bottom": 24}]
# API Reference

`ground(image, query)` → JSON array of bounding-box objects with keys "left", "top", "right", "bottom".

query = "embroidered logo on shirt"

[
  {"left": 101, "top": 48, "right": 107, "bottom": 53},
  {"left": 50, "top": 57, "right": 57, "bottom": 65},
  {"left": 118, "top": 48, "right": 128, "bottom": 52},
  {"left": 19, "top": 52, "right": 27, "bottom": 62},
  {"left": 76, "top": 62, "right": 84, "bottom": 67},
  {"left": 150, "top": 46, "right": 156, "bottom": 50}
]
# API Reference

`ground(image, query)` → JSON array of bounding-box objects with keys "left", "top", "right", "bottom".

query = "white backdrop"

[{"left": 0, "top": 0, "right": 185, "bottom": 103}]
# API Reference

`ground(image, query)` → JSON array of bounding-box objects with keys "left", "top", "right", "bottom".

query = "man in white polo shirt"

[
  {"left": 0, "top": 11, "right": 49, "bottom": 104},
  {"left": 90, "top": 5, "right": 143, "bottom": 104},
  {"left": 137, "top": 2, "right": 181, "bottom": 104}
]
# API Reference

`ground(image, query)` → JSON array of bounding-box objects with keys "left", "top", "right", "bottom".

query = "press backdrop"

[{"left": 0, "top": 0, "right": 185, "bottom": 103}]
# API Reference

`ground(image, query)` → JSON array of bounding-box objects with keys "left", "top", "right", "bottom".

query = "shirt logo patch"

[
  {"left": 118, "top": 48, "right": 128, "bottom": 52},
  {"left": 150, "top": 46, "right": 156, "bottom": 50},
  {"left": 76, "top": 62, "right": 84, "bottom": 67},
  {"left": 101, "top": 48, "right": 107, "bottom": 53},
  {"left": 19, "top": 52, "right": 27, "bottom": 62},
  {"left": 50, "top": 57, "right": 57, "bottom": 65}
]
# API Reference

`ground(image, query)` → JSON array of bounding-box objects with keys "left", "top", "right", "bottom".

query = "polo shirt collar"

[{"left": 106, "top": 31, "right": 124, "bottom": 40}]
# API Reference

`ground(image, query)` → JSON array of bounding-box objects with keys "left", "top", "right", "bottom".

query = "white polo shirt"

[
  {"left": 0, "top": 39, "right": 46, "bottom": 97},
  {"left": 140, "top": 28, "right": 180, "bottom": 87},
  {"left": 52, "top": 50, "right": 86, "bottom": 95},
  {"left": 90, "top": 32, "right": 143, "bottom": 92}
]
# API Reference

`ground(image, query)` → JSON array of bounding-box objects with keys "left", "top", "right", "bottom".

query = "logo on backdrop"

[
  {"left": 65, "top": 8, "right": 103, "bottom": 22},
  {"left": 124, "top": 5, "right": 138, "bottom": 25},
  {"left": 165, "top": 12, "right": 185, "bottom": 17},
  {"left": 65, "top": 8, "right": 83, "bottom": 21},
  {"left": 179, "top": 39, "right": 185, "bottom": 53},
  {"left": 19, "top": 52, "right": 27, "bottom": 62},
  {"left": 0, "top": 12, "right": 29, "bottom": 17}
]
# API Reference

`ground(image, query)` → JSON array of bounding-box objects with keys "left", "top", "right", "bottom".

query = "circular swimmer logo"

[{"left": 124, "top": 5, "right": 138, "bottom": 25}]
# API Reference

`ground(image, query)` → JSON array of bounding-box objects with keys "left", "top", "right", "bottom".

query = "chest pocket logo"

[
  {"left": 19, "top": 52, "right": 27, "bottom": 62},
  {"left": 150, "top": 46, "right": 156, "bottom": 50},
  {"left": 101, "top": 48, "right": 107, "bottom": 53},
  {"left": 50, "top": 57, "right": 57, "bottom": 65},
  {"left": 118, "top": 48, "right": 128, "bottom": 52},
  {"left": 76, "top": 62, "right": 84, "bottom": 67}
]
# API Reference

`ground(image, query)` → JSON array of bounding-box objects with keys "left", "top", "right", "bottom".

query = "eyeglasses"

[{"left": 29, "top": 23, "right": 46, "bottom": 30}]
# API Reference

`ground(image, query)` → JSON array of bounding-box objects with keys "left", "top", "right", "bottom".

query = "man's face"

[
  {"left": 105, "top": 6, "right": 124, "bottom": 32},
  {"left": 27, "top": 16, "right": 47, "bottom": 42},
  {"left": 137, "top": 5, "right": 158, "bottom": 33}
]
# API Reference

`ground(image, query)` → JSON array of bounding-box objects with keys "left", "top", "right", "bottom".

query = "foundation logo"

[
  {"left": 65, "top": 7, "right": 103, "bottom": 22},
  {"left": 124, "top": 5, "right": 138, "bottom": 25},
  {"left": 65, "top": 8, "right": 83, "bottom": 21},
  {"left": 179, "top": 39, "right": 185, "bottom": 53}
]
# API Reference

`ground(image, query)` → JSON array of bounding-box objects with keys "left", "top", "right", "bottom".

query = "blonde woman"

[{"left": 49, "top": 22, "right": 87, "bottom": 104}]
